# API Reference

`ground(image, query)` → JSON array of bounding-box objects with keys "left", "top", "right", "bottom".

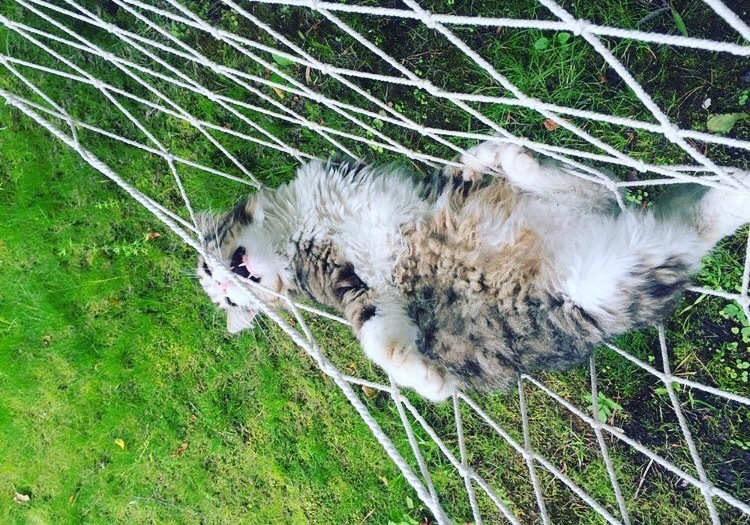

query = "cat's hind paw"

[{"left": 460, "top": 140, "right": 533, "bottom": 182}]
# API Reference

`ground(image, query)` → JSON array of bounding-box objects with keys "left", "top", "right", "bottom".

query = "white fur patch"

[{"left": 358, "top": 295, "right": 457, "bottom": 402}]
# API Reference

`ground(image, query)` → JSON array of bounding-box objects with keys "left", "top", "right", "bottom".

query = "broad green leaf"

[
  {"left": 272, "top": 54, "right": 295, "bottom": 66},
  {"left": 534, "top": 37, "right": 549, "bottom": 50},
  {"left": 707, "top": 112, "right": 749, "bottom": 134},
  {"left": 557, "top": 32, "right": 571, "bottom": 44},
  {"left": 671, "top": 8, "right": 688, "bottom": 37}
]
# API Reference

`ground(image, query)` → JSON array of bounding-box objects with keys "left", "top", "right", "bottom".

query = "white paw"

[
  {"left": 391, "top": 355, "right": 458, "bottom": 402},
  {"left": 359, "top": 315, "right": 457, "bottom": 402},
  {"left": 702, "top": 169, "right": 750, "bottom": 238},
  {"left": 460, "top": 140, "right": 531, "bottom": 181},
  {"left": 495, "top": 142, "right": 538, "bottom": 177}
]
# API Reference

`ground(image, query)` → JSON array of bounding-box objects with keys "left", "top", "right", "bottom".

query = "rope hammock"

[{"left": 2, "top": 0, "right": 749, "bottom": 523}]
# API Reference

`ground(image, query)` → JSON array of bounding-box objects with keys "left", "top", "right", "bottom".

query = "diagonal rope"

[{"left": 2, "top": 0, "right": 750, "bottom": 522}]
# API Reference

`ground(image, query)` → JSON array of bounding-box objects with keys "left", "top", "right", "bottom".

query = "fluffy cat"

[{"left": 196, "top": 140, "right": 750, "bottom": 401}]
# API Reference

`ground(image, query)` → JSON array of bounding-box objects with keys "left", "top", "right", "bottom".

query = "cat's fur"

[{"left": 197, "top": 141, "right": 750, "bottom": 401}]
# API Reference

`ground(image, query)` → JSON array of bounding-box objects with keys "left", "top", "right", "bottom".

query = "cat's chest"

[{"left": 288, "top": 183, "right": 428, "bottom": 291}]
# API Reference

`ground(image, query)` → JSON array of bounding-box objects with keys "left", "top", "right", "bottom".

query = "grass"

[{"left": 1, "top": 0, "right": 749, "bottom": 523}]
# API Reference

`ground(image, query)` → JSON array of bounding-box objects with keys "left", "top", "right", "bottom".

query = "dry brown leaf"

[
  {"left": 14, "top": 492, "right": 30, "bottom": 504},
  {"left": 42, "top": 335, "right": 51, "bottom": 346},
  {"left": 543, "top": 118, "right": 560, "bottom": 131},
  {"left": 69, "top": 494, "right": 76, "bottom": 504},
  {"left": 173, "top": 442, "right": 188, "bottom": 457},
  {"left": 543, "top": 118, "right": 569, "bottom": 131},
  {"left": 146, "top": 232, "right": 161, "bottom": 241},
  {"left": 305, "top": 66, "right": 312, "bottom": 85},
  {"left": 362, "top": 386, "right": 378, "bottom": 398}
]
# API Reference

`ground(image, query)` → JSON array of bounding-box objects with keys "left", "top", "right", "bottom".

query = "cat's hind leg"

[
  {"left": 460, "top": 140, "right": 618, "bottom": 211},
  {"left": 654, "top": 171, "right": 750, "bottom": 252},
  {"left": 555, "top": 173, "right": 750, "bottom": 339}
]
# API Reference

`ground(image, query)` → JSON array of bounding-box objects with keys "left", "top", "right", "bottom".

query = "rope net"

[{"left": 2, "top": 0, "right": 749, "bottom": 522}]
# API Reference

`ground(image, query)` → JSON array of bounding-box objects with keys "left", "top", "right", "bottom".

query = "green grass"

[{"left": 1, "top": 0, "right": 749, "bottom": 524}]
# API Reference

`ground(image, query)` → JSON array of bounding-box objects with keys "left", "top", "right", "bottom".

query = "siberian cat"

[{"left": 196, "top": 140, "right": 750, "bottom": 401}]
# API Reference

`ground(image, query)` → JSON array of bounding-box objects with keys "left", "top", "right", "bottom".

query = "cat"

[{"left": 196, "top": 140, "right": 750, "bottom": 402}]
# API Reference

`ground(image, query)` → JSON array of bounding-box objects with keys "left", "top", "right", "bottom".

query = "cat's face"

[{"left": 197, "top": 197, "right": 291, "bottom": 333}]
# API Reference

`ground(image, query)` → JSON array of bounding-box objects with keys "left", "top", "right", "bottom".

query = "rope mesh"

[{"left": 2, "top": 0, "right": 749, "bottom": 522}]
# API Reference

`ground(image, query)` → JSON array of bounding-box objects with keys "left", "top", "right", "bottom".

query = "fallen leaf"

[
  {"left": 42, "top": 335, "right": 51, "bottom": 346},
  {"left": 377, "top": 475, "right": 388, "bottom": 486},
  {"left": 624, "top": 129, "right": 638, "bottom": 150},
  {"left": 597, "top": 73, "right": 607, "bottom": 83},
  {"left": 145, "top": 232, "right": 161, "bottom": 241},
  {"left": 269, "top": 73, "right": 286, "bottom": 100},
  {"left": 114, "top": 438, "right": 125, "bottom": 450},
  {"left": 543, "top": 118, "right": 560, "bottom": 131},
  {"left": 305, "top": 66, "right": 312, "bottom": 85},
  {"left": 707, "top": 112, "right": 749, "bottom": 134},
  {"left": 701, "top": 97, "right": 712, "bottom": 110},
  {"left": 173, "top": 442, "right": 188, "bottom": 457},
  {"left": 69, "top": 494, "right": 76, "bottom": 504},
  {"left": 543, "top": 118, "right": 570, "bottom": 131},
  {"left": 14, "top": 492, "right": 30, "bottom": 504},
  {"left": 362, "top": 386, "right": 378, "bottom": 398}
]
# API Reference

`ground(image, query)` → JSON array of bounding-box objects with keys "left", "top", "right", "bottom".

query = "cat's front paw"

[{"left": 358, "top": 315, "right": 457, "bottom": 402}]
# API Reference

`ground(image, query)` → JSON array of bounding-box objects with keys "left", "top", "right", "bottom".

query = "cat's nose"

[{"left": 230, "top": 246, "right": 250, "bottom": 278}]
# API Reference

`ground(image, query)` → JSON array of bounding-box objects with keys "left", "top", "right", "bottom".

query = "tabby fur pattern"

[{"left": 196, "top": 141, "right": 750, "bottom": 401}]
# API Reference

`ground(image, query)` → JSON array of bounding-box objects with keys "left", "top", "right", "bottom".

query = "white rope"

[
  {"left": 588, "top": 356, "right": 631, "bottom": 525},
  {"left": 2, "top": 0, "right": 750, "bottom": 522}
]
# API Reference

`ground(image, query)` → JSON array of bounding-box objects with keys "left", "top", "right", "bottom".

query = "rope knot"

[
  {"left": 200, "top": 88, "right": 218, "bottom": 102},
  {"left": 420, "top": 10, "right": 437, "bottom": 29},
  {"left": 571, "top": 19, "right": 590, "bottom": 36},
  {"left": 633, "top": 159, "right": 648, "bottom": 173},
  {"left": 416, "top": 79, "right": 439, "bottom": 95},
  {"left": 663, "top": 123, "right": 682, "bottom": 143},
  {"left": 318, "top": 63, "right": 332, "bottom": 76},
  {"left": 308, "top": 92, "right": 325, "bottom": 104}
]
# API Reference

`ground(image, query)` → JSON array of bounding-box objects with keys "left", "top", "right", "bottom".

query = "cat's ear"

[
  {"left": 226, "top": 307, "right": 256, "bottom": 334},
  {"left": 244, "top": 196, "right": 265, "bottom": 225},
  {"left": 230, "top": 196, "right": 264, "bottom": 226},
  {"left": 196, "top": 212, "right": 219, "bottom": 236}
]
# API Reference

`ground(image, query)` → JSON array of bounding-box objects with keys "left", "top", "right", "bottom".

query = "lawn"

[{"left": 1, "top": 0, "right": 749, "bottom": 524}]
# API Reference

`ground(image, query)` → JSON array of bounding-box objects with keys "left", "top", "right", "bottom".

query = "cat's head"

[{"left": 196, "top": 195, "right": 291, "bottom": 333}]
